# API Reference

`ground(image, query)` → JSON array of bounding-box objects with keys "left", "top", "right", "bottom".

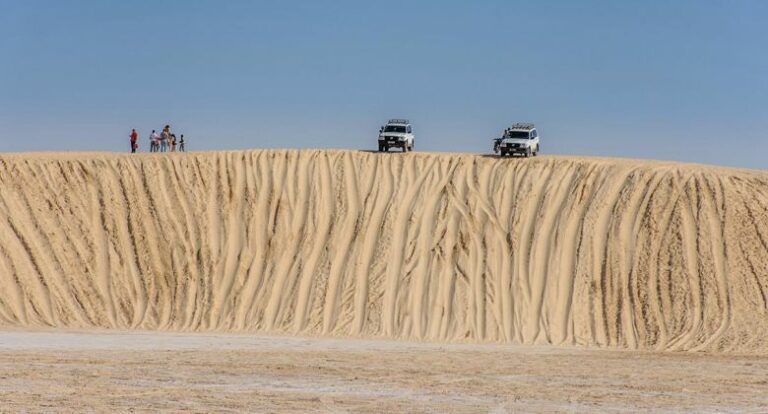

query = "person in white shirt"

[{"left": 150, "top": 130, "right": 161, "bottom": 152}]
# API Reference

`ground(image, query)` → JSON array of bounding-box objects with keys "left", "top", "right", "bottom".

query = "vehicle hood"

[{"left": 501, "top": 138, "right": 531, "bottom": 145}]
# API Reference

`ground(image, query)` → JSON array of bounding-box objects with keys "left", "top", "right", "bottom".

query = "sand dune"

[{"left": 0, "top": 150, "right": 766, "bottom": 352}]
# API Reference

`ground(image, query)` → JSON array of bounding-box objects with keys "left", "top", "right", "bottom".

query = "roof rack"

[
  {"left": 388, "top": 119, "right": 410, "bottom": 124},
  {"left": 508, "top": 122, "right": 534, "bottom": 130}
]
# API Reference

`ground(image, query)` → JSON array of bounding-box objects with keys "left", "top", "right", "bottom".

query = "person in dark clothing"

[{"left": 179, "top": 134, "right": 185, "bottom": 152}]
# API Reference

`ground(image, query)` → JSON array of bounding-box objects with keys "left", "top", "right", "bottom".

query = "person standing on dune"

[
  {"left": 160, "top": 125, "right": 170, "bottom": 152},
  {"left": 129, "top": 129, "right": 138, "bottom": 153},
  {"left": 150, "top": 130, "right": 160, "bottom": 152},
  {"left": 179, "top": 134, "right": 185, "bottom": 152}
]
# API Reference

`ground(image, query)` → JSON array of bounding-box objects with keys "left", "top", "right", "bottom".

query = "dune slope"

[{"left": 0, "top": 150, "right": 766, "bottom": 351}]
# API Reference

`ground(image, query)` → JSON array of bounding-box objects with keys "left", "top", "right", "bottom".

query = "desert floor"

[{"left": 1, "top": 330, "right": 766, "bottom": 413}]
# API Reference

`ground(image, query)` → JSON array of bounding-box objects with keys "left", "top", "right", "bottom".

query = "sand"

[
  {"left": 2, "top": 329, "right": 768, "bottom": 413},
  {"left": 2, "top": 149, "right": 768, "bottom": 412},
  {"left": 0, "top": 150, "right": 767, "bottom": 352}
]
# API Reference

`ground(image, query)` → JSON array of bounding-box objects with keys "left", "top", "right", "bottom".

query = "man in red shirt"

[{"left": 130, "top": 129, "right": 138, "bottom": 153}]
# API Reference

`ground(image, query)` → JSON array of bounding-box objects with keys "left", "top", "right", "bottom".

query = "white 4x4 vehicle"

[
  {"left": 493, "top": 123, "right": 540, "bottom": 157},
  {"left": 378, "top": 119, "right": 415, "bottom": 152}
]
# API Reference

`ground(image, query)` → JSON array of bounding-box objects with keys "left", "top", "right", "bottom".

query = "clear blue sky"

[{"left": 1, "top": 1, "right": 766, "bottom": 169}]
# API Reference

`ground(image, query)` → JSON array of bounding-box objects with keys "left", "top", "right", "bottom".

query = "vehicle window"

[
  {"left": 531, "top": 130, "right": 537, "bottom": 139},
  {"left": 406, "top": 126, "right": 412, "bottom": 133},
  {"left": 384, "top": 125, "right": 406, "bottom": 133},
  {"left": 507, "top": 131, "right": 529, "bottom": 138}
]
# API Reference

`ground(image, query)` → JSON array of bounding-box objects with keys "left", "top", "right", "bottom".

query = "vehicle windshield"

[
  {"left": 506, "top": 131, "right": 530, "bottom": 139},
  {"left": 384, "top": 125, "right": 407, "bottom": 133}
]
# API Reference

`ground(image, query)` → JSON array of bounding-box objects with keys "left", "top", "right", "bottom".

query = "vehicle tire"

[
  {"left": 378, "top": 144, "right": 384, "bottom": 152},
  {"left": 525, "top": 148, "right": 531, "bottom": 158}
]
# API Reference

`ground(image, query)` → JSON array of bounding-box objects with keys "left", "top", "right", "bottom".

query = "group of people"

[{"left": 129, "top": 125, "right": 186, "bottom": 153}]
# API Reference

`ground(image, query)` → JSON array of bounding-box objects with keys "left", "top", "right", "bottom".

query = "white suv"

[
  {"left": 378, "top": 119, "right": 415, "bottom": 152},
  {"left": 493, "top": 123, "right": 539, "bottom": 157}
]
